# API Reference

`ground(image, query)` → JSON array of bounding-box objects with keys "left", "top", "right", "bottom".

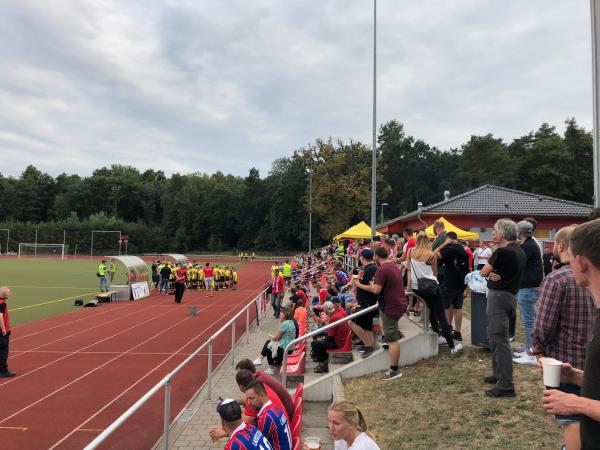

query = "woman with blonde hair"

[
  {"left": 407, "top": 232, "right": 463, "bottom": 354},
  {"left": 327, "top": 400, "right": 380, "bottom": 449}
]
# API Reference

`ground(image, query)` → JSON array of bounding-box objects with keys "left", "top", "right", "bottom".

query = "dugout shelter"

[
  {"left": 158, "top": 254, "right": 188, "bottom": 265},
  {"left": 106, "top": 255, "right": 150, "bottom": 301}
]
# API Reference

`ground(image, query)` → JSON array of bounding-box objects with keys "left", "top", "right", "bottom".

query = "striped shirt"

[
  {"left": 256, "top": 400, "right": 292, "bottom": 450},
  {"left": 531, "top": 264, "right": 595, "bottom": 369}
]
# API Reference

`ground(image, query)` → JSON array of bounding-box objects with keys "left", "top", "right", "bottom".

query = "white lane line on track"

[
  {"left": 11, "top": 304, "right": 132, "bottom": 342},
  {"left": 0, "top": 277, "right": 264, "bottom": 426},
  {"left": 9, "top": 306, "right": 158, "bottom": 358},
  {"left": 0, "top": 306, "right": 179, "bottom": 389},
  {"left": 48, "top": 282, "right": 265, "bottom": 450},
  {"left": 10, "top": 350, "right": 229, "bottom": 356}
]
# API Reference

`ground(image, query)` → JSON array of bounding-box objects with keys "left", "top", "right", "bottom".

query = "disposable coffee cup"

[
  {"left": 352, "top": 274, "right": 359, "bottom": 279},
  {"left": 305, "top": 436, "right": 321, "bottom": 450},
  {"left": 540, "top": 357, "right": 562, "bottom": 388},
  {"left": 409, "top": 311, "right": 415, "bottom": 319}
]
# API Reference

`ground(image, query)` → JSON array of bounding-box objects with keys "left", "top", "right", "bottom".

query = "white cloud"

[{"left": 0, "top": 0, "right": 593, "bottom": 178}]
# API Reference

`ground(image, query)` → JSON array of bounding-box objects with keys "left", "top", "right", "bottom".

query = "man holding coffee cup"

[
  {"left": 542, "top": 220, "right": 600, "bottom": 449},
  {"left": 531, "top": 225, "right": 595, "bottom": 450}
]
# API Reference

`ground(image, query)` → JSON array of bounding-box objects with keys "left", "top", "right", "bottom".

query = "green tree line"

[{"left": 0, "top": 118, "right": 592, "bottom": 253}]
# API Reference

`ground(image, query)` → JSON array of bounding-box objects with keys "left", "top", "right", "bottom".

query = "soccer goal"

[
  {"left": 18, "top": 243, "right": 69, "bottom": 259},
  {"left": 90, "top": 230, "right": 122, "bottom": 259}
]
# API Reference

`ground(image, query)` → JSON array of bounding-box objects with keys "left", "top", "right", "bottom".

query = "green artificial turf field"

[{"left": 0, "top": 258, "right": 145, "bottom": 326}]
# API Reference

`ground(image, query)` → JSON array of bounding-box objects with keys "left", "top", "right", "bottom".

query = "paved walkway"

[{"left": 164, "top": 310, "right": 281, "bottom": 450}]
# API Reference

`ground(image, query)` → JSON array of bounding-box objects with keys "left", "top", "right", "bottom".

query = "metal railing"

[
  {"left": 84, "top": 288, "right": 269, "bottom": 450},
  {"left": 281, "top": 291, "right": 429, "bottom": 387}
]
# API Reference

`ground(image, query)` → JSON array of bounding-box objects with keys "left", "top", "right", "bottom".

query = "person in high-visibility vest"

[
  {"left": 271, "top": 262, "right": 279, "bottom": 280},
  {"left": 282, "top": 260, "right": 293, "bottom": 286},
  {"left": 98, "top": 260, "right": 109, "bottom": 292}
]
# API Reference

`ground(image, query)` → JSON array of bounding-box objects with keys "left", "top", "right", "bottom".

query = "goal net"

[{"left": 18, "top": 243, "right": 69, "bottom": 259}]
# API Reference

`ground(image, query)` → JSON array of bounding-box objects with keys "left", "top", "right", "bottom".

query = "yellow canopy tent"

[
  {"left": 334, "top": 221, "right": 381, "bottom": 241},
  {"left": 424, "top": 217, "right": 480, "bottom": 240}
]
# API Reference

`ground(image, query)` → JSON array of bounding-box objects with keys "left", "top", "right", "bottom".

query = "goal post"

[
  {"left": 91, "top": 230, "right": 122, "bottom": 259},
  {"left": 18, "top": 243, "right": 68, "bottom": 260}
]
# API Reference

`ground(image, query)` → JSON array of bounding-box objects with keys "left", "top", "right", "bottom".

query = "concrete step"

[{"left": 302, "top": 401, "right": 334, "bottom": 450}]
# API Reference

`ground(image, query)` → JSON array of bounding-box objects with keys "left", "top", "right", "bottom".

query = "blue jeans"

[
  {"left": 159, "top": 278, "right": 169, "bottom": 293},
  {"left": 271, "top": 293, "right": 282, "bottom": 318},
  {"left": 517, "top": 287, "right": 539, "bottom": 351},
  {"left": 99, "top": 276, "right": 109, "bottom": 292}
]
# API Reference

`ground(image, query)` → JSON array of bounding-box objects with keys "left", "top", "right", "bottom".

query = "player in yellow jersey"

[
  {"left": 224, "top": 267, "right": 232, "bottom": 290},
  {"left": 232, "top": 268, "right": 238, "bottom": 290}
]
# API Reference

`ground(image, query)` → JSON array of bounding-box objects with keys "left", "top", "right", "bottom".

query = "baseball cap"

[
  {"left": 517, "top": 220, "right": 534, "bottom": 237},
  {"left": 331, "top": 296, "right": 341, "bottom": 304},
  {"left": 216, "top": 399, "right": 242, "bottom": 422},
  {"left": 360, "top": 248, "right": 374, "bottom": 259}
]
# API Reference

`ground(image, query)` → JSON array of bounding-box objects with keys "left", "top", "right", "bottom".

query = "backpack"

[{"left": 453, "top": 249, "right": 470, "bottom": 281}]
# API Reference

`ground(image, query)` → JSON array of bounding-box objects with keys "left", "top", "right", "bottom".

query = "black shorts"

[
  {"left": 442, "top": 286, "right": 465, "bottom": 310},
  {"left": 352, "top": 307, "right": 378, "bottom": 331}
]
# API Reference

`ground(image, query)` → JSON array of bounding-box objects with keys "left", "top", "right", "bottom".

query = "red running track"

[{"left": 0, "top": 261, "right": 272, "bottom": 450}]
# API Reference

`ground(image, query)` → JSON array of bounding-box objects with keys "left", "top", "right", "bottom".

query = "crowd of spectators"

[{"left": 216, "top": 214, "right": 600, "bottom": 449}]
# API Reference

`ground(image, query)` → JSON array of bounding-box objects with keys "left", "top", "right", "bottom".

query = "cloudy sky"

[{"left": 0, "top": 0, "right": 593, "bottom": 178}]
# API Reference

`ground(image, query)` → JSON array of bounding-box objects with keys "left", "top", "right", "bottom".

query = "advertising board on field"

[{"left": 131, "top": 281, "right": 150, "bottom": 300}]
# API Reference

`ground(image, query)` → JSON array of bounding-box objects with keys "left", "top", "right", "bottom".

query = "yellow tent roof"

[
  {"left": 334, "top": 221, "right": 381, "bottom": 241},
  {"left": 424, "top": 217, "right": 480, "bottom": 240}
]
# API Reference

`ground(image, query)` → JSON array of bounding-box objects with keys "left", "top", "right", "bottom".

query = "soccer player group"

[{"left": 153, "top": 261, "right": 238, "bottom": 296}]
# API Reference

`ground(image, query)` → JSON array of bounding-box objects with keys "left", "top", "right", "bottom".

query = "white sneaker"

[
  {"left": 382, "top": 369, "right": 402, "bottom": 381},
  {"left": 513, "top": 354, "right": 537, "bottom": 365},
  {"left": 438, "top": 336, "right": 448, "bottom": 346},
  {"left": 513, "top": 350, "right": 528, "bottom": 358},
  {"left": 253, "top": 357, "right": 263, "bottom": 366},
  {"left": 450, "top": 343, "right": 464, "bottom": 354},
  {"left": 264, "top": 367, "right": 275, "bottom": 375}
]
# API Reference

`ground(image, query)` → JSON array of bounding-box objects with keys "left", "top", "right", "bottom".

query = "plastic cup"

[
  {"left": 409, "top": 311, "right": 415, "bottom": 320},
  {"left": 352, "top": 274, "right": 359, "bottom": 279},
  {"left": 305, "top": 437, "right": 321, "bottom": 450},
  {"left": 540, "top": 357, "right": 562, "bottom": 388}
]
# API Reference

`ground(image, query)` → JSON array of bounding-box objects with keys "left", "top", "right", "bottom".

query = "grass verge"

[{"left": 343, "top": 347, "right": 561, "bottom": 449}]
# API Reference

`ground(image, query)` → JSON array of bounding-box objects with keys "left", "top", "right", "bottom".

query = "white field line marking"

[
  {"left": 0, "top": 277, "right": 262, "bottom": 424},
  {"left": 48, "top": 282, "right": 265, "bottom": 450},
  {"left": 12, "top": 304, "right": 131, "bottom": 341},
  {"left": 10, "top": 306, "right": 157, "bottom": 357},
  {"left": 9, "top": 350, "right": 229, "bottom": 356},
  {"left": 0, "top": 307, "right": 179, "bottom": 389}
]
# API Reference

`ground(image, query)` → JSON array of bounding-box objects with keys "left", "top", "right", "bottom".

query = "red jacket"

[{"left": 272, "top": 276, "right": 284, "bottom": 294}]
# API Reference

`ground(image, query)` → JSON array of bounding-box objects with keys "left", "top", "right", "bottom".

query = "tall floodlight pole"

[
  {"left": 370, "top": 0, "right": 378, "bottom": 237},
  {"left": 592, "top": 0, "right": 600, "bottom": 206},
  {"left": 309, "top": 170, "right": 313, "bottom": 253}
]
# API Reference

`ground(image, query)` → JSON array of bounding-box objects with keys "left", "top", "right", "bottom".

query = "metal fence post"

[
  {"left": 231, "top": 322, "right": 236, "bottom": 366},
  {"left": 163, "top": 378, "right": 171, "bottom": 450},
  {"left": 246, "top": 308, "right": 250, "bottom": 344},
  {"left": 208, "top": 339, "right": 213, "bottom": 400}
]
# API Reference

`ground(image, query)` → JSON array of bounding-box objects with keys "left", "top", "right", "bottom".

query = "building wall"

[{"left": 382, "top": 213, "right": 588, "bottom": 242}]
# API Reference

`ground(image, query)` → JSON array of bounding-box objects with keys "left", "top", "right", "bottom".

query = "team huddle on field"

[{"left": 151, "top": 261, "right": 239, "bottom": 302}]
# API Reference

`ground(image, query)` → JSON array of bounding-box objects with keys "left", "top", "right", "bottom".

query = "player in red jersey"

[{"left": 203, "top": 262, "right": 215, "bottom": 297}]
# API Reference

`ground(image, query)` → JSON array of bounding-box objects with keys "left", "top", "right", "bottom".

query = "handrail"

[
  {"left": 281, "top": 291, "right": 429, "bottom": 387},
  {"left": 84, "top": 287, "right": 269, "bottom": 450}
]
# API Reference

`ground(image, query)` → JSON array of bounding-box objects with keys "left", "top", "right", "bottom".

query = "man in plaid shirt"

[
  {"left": 542, "top": 219, "right": 600, "bottom": 450},
  {"left": 532, "top": 225, "right": 595, "bottom": 450}
]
